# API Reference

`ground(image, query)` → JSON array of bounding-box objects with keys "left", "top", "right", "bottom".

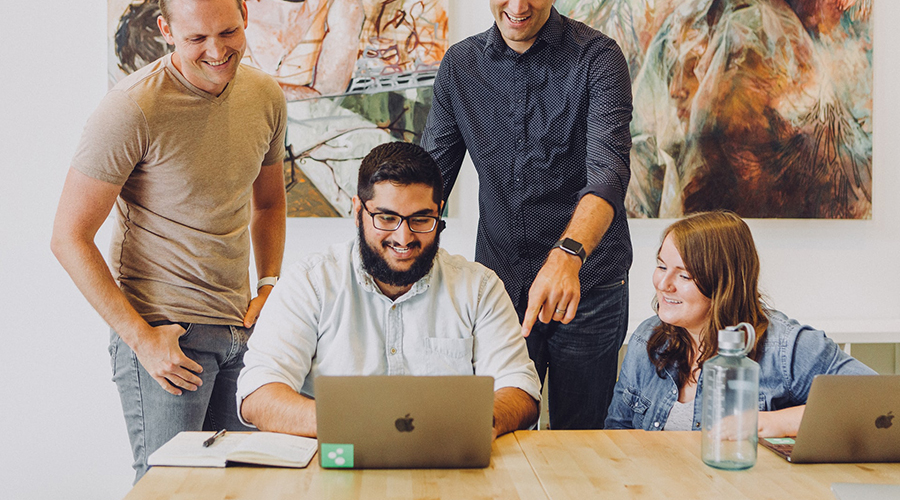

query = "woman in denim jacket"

[{"left": 605, "top": 211, "right": 875, "bottom": 436}]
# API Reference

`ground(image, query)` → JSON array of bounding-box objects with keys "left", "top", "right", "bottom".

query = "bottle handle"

[{"left": 730, "top": 322, "right": 756, "bottom": 356}]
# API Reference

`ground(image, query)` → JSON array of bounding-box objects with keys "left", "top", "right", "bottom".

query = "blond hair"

[{"left": 158, "top": 0, "right": 245, "bottom": 25}]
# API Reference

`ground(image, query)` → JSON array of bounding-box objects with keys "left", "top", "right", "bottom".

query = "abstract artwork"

[
  {"left": 557, "top": 0, "right": 873, "bottom": 219},
  {"left": 108, "top": 0, "right": 448, "bottom": 217}
]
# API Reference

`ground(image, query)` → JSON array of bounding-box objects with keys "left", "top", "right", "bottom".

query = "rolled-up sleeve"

[
  {"left": 577, "top": 37, "right": 633, "bottom": 218},
  {"left": 236, "top": 261, "right": 321, "bottom": 426},
  {"left": 471, "top": 271, "right": 542, "bottom": 402}
]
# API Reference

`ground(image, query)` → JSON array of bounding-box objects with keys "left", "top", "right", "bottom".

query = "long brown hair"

[{"left": 647, "top": 211, "right": 768, "bottom": 388}]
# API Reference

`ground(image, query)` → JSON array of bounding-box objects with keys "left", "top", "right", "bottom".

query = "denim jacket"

[{"left": 605, "top": 310, "right": 876, "bottom": 430}]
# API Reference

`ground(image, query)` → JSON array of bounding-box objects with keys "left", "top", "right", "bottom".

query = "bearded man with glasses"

[{"left": 237, "top": 142, "right": 541, "bottom": 440}]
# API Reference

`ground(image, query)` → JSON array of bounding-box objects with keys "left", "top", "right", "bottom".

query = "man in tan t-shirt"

[{"left": 51, "top": 0, "right": 287, "bottom": 482}]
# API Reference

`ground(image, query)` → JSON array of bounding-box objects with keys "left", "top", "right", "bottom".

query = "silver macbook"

[
  {"left": 315, "top": 375, "right": 494, "bottom": 469},
  {"left": 760, "top": 375, "right": 900, "bottom": 463}
]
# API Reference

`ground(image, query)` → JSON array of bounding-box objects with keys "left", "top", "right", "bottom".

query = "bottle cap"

[{"left": 718, "top": 328, "right": 745, "bottom": 351}]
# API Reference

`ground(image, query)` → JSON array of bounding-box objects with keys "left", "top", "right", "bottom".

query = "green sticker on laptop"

[
  {"left": 764, "top": 437, "right": 796, "bottom": 445},
  {"left": 320, "top": 443, "right": 354, "bottom": 468}
]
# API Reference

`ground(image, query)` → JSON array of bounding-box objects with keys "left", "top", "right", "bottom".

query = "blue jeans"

[
  {"left": 524, "top": 277, "right": 628, "bottom": 430},
  {"left": 109, "top": 323, "right": 254, "bottom": 483}
]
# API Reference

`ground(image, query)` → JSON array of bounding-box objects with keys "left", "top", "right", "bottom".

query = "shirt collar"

[
  {"left": 351, "top": 238, "right": 435, "bottom": 303},
  {"left": 485, "top": 6, "right": 564, "bottom": 55}
]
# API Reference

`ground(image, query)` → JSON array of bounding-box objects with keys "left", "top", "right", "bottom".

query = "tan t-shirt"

[{"left": 72, "top": 53, "right": 287, "bottom": 325}]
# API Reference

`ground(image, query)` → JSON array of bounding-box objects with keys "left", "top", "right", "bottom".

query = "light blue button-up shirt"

[
  {"left": 605, "top": 310, "right": 876, "bottom": 431},
  {"left": 237, "top": 239, "right": 542, "bottom": 419}
]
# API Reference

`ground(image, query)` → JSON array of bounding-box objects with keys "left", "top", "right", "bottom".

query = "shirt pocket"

[
  {"left": 623, "top": 387, "right": 652, "bottom": 429},
  {"left": 536, "top": 98, "right": 578, "bottom": 167},
  {"left": 420, "top": 337, "right": 475, "bottom": 376}
]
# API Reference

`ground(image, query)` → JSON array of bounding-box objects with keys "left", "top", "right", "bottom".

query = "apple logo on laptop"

[
  {"left": 875, "top": 411, "right": 894, "bottom": 429},
  {"left": 395, "top": 414, "right": 415, "bottom": 432}
]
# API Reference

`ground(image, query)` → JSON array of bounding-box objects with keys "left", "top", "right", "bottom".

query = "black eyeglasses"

[{"left": 362, "top": 203, "right": 440, "bottom": 233}]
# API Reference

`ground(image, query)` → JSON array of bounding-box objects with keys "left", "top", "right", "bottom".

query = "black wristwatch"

[{"left": 553, "top": 238, "right": 586, "bottom": 263}]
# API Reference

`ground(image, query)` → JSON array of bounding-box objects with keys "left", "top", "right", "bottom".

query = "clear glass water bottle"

[{"left": 700, "top": 322, "right": 760, "bottom": 470}]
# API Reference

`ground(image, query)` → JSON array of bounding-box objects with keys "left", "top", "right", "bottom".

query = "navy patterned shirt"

[{"left": 421, "top": 7, "right": 633, "bottom": 311}]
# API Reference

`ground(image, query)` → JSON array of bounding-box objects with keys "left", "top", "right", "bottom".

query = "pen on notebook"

[{"left": 203, "top": 429, "right": 227, "bottom": 447}]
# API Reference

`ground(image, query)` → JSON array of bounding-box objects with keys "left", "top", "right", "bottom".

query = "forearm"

[
  {"left": 250, "top": 159, "right": 287, "bottom": 280},
  {"left": 241, "top": 383, "right": 318, "bottom": 437},
  {"left": 492, "top": 387, "right": 539, "bottom": 439},
  {"left": 250, "top": 204, "right": 285, "bottom": 280},
  {"left": 758, "top": 405, "right": 806, "bottom": 438},
  {"left": 522, "top": 195, "right": 616, "bottom": 332},
  {"left": 558, "top": 194, "right": 615, "bottom": 258}
]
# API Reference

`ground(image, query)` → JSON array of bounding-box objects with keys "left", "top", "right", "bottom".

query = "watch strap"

[
  {"left": 553, "top": 238, "right": 586, "bottom": 263},
  {"left": 256, "top": 276, "right": 279, "bottom": 290}
]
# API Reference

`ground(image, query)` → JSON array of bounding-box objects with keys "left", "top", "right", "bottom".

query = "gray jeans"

[{"left": 109, "top": 323, "right": 254, "bottom": 483}]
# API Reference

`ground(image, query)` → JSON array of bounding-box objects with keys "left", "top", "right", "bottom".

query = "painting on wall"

[
  {"left": 108, "top": 0, "right": 448, "bottom": 217},
  {"left": 557, "top": 0, "right": 873, "bottom": 219}
]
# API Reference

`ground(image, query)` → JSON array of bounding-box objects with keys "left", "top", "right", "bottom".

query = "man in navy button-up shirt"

[{"left": 421, "top": 1, "right": 633, "bottom": 429}]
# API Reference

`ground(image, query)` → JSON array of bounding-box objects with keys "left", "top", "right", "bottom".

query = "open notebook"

[{"left": 148, "top": 431, "right": 317, "bottom": 468}]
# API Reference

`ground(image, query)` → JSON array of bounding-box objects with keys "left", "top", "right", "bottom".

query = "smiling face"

[
  {"left": 489, "top": 0, "right": 554, "bottom": 53},
  {"left": 653, "top": 233, "right": 712, "bottom": 339},
  {"left": 158, "top": 0, "right": 248, "bottom": 95},
  {"left": 354, "top": 182, "right": 441, "bottom": 298}
]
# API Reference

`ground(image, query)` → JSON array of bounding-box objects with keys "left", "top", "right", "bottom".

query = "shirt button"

[
  {"left": 695, "top": 422, "right": 701, "bottom": 428},
  {"left": 672, "top": 389, "right": 677, "bottom": 395},
  {"left": 390, "top": 348, "right": 397, "bottom": 355},
  {"left": 654, "top": 422, "right": 660, "bottom": 428}
]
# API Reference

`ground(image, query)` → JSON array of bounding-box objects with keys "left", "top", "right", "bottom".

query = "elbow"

[
  {"left": 526, "top": 397, "right": 540, "bottom": 428},
  {"left": 50, "top": 224, "right": 87, "bottom": 268},
  {"left": 516, "top": 394, "right": 540, "bottom": 432},
  {"left": 49, "top": 227, "right": 70, "bottom": 264},
  {"left": 239, "top": 393, "right": 261, "bottom": 429}
]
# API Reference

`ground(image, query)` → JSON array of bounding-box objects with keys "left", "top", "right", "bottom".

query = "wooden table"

[
  {"left": 124, "top": 432, "right": 547, "bottom": 500},
  {"left": 125, "top": 430, "right": 900, "bottom": 499},
  {"left": 515, "top": 430, "right": 900, "bottom": 499}
]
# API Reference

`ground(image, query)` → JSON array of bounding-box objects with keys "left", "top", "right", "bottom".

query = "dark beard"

[{"left": 357, "top": 212, "right": 440, "bottom": 288}]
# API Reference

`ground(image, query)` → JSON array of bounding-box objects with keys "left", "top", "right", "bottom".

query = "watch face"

[
  {"left": 560, "top": 238, "right": 583, "bottom": 253},
  {"left": 556, "top": 238, "right": 585, "bottom": 262}
]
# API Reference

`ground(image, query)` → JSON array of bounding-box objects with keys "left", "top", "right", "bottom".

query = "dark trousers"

[{"left": 524, "top": 277, "right": 629, "bottom": 429}]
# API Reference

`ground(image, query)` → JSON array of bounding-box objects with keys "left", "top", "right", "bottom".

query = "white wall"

[{"left": 2, "top": 1, "right": 898, "bottom": 498}]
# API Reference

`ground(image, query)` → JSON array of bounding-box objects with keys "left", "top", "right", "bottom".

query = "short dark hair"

[
  {"left": 357, "top": 142, "right": 443, "bottom": 205},
  {"left": 158, "top": 0, "right": 245, "bottom": 25}
]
